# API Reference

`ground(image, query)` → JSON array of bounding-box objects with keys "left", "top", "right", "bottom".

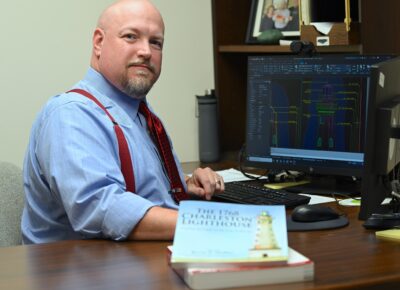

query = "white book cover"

[{"left": 171, "top": 201, "right": 288, "bottom": 268}]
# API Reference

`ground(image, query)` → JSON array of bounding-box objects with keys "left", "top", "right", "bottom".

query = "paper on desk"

[
  {"left": 265, "top": 180, "right": 310, "bottom": 190},
  {"left": 376, "top": 229, "right": 400, "bottom": 242},
  {"left": 338, "top": 197, "right": 392, "bottom": 207},
  {"left": 300, "top": 194, "right": 335, "bottom": 205},
  {"left": 185, "top": 168, "right": 265, "bottom": 182},
  {"left": 215, "top": 168, "right": 267, "bottom": 183}
]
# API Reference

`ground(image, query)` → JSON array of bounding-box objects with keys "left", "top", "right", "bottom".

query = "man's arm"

[
  {"left": 128, "top": 167, "right": 224, "bottom": 240},
  {"left": 128, "top": 206, "right": 178, "bottom": 240}
]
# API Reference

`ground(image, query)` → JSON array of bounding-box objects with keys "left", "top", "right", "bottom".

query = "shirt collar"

[{"left": 79, "top": 67, "right": 145, "bottom": 123}]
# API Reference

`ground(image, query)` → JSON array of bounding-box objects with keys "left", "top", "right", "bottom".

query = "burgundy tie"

[{"left": 139, "top": 101, "right": 189, "bottom": 203}]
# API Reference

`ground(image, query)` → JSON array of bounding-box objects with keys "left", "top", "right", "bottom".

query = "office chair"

[{"left": 0, "top": 161, "right": 24, "bottom": 246}]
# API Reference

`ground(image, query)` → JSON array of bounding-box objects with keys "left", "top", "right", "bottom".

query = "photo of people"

[{"left": 252, "top": 0, "right": 300, "bottom": 38}]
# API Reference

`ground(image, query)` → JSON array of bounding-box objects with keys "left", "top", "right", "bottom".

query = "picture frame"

[{"left": 246, "top": 0, "right": 300, "bottom": 44}]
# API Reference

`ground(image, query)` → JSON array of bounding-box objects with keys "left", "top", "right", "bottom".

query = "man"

[{"left": 21, "top": 0, "right": 224, "bottom": 244}]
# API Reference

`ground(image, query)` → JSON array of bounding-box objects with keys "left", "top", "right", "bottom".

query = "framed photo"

[{"left": 246, "top": 0, "right": 300, "bottom": 44}]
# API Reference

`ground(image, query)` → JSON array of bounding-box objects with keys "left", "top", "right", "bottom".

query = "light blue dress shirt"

[{"left": 21, "top": 68, "right": 185, "bottom": 244}]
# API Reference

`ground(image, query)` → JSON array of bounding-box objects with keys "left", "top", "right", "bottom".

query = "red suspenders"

[{"left": 67, "top": 89, "right": 135, "bottom": 193}]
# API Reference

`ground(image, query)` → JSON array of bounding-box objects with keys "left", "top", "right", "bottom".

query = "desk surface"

[{"left": 1, "top": 162, "right": 400, "bottom": 290}]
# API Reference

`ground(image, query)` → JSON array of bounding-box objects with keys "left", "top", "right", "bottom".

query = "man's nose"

[{"left": 137, "top": 40, "right": 152, "bottom": 59}]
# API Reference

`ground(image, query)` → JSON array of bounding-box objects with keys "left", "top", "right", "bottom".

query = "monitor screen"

[{"left": 245, "top": 55, "right": 393, "bottom": 178}]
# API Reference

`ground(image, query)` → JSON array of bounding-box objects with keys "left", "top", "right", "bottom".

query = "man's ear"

[{"left": 93, "top": 28, "right": 105, "bottom": 57}]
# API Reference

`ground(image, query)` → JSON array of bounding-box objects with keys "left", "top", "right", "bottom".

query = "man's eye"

[
  {"left": 124, "top": 34, "right": 137, "bottom": 40},
  {"left": 151, "top": 40, "right": 163, "bottom": 49}
]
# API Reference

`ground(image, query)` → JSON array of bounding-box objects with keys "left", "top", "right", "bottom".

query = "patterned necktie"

[{"left": 139, "top": 101, "right": 189, "bottom": 203}]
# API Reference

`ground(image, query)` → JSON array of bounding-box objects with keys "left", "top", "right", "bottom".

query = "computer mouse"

[{"left": 291, "top": 205, "right": 340, "bottom": 222}]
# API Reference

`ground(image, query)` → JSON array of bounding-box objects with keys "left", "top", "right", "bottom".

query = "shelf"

[{"left": 218, "top": 44, "right": 362, "bottom": 54}]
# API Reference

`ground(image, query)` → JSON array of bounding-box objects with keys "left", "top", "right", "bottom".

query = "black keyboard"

[{"left": 213, "top": 181, "right": 311, "bottom": 208}]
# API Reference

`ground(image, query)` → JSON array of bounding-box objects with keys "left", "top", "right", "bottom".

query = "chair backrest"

[{"left": 0, "top": 161, "right": 24, "bottom": 246}]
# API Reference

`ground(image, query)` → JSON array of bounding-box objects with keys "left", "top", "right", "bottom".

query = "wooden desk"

[
  {"left": 2, "top": 208, "right": 400, "bottom": 289},
  {"left": 2, "top": 162, "right": 400, "bottom": 290}
]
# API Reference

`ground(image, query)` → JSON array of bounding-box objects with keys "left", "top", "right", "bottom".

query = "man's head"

[{"left": 91, "top": 0, "right": 164, "bottom": 99}]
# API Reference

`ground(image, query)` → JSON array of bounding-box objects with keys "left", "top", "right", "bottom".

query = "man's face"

[{"left": 94, "top": 2, "right": 164, "bottom": 99}]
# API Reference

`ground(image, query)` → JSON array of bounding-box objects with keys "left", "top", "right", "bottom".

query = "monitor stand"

[{"left": 283, "top": 175, "right": 361, "bottom": 197}]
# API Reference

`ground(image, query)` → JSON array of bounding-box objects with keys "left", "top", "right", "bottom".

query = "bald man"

[{"left": 21, "top": 0, "right": 224, "bottom": 244}]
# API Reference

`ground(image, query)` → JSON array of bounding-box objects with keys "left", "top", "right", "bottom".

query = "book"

[
  {"left": 168, "top": 246, "right": 314, "bottom": 290},
  {"left": 171, "top": 201, "right": 288, "bottom": 269}
]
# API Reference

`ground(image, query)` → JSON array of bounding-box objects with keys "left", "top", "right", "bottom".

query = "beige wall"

[{"left": 0, "top": 0, "right": 214, "bottom": 167}]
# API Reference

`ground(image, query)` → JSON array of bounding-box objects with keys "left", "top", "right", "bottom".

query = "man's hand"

[{"left": 185, "top": 167, "right": 225, "bottom": 200}]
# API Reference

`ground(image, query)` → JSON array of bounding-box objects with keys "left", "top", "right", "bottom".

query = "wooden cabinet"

[{"left": 211, "top": 0, "right": 400, "bottom": 159}]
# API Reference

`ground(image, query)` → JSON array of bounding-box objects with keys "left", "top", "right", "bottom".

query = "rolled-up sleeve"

[{"left": 103, "top": 193, "right": 154, "bottom": 240}]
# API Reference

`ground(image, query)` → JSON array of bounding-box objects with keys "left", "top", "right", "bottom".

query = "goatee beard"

[
  {"left": 121, "top": 75, "right": 153, "bottom": 99},
  {"left": 121, "top": 62, "right": 157, "bottom": 99}
]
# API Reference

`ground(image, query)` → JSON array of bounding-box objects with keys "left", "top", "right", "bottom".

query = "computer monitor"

[
  {"left": 245, "top": 54, "right": 393, "bottom": 191},
  {"left": 359, "top": 56, "right": 400, "bottom": 220}
]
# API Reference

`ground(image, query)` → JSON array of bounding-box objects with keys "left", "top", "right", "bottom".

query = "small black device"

[
  {"left": 363, "top": 213, "right": 400, "bottom": 229},
  {"left": 290, "top": 40, "right": 316, "bottom": 57}
]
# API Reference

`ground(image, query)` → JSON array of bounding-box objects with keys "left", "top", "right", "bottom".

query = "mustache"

[{"left": 127, "top": 61, "right": 156, "bottom": 73}]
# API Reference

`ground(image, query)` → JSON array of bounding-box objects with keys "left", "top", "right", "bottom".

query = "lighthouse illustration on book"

[{"left": 248, "top": 211, "right": 283, "bottom": 258}]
